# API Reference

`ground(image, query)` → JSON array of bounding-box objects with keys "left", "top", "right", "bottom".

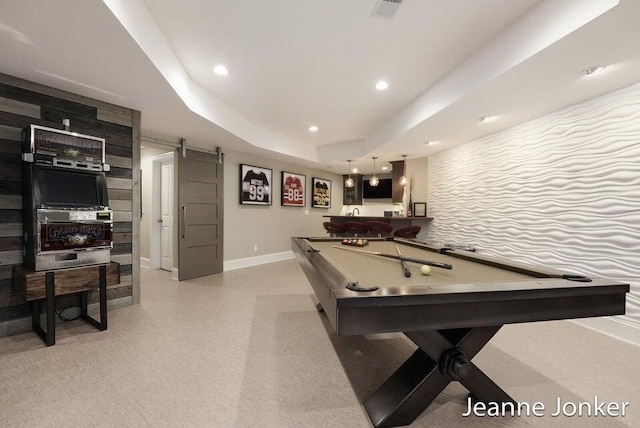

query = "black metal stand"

[
  {"left": 30, "top": 265, "right": 108, "bottom": 346},
  {"left": 364, "top": 325, "right": 514, "bottom": 428},
  {"left": 80, "top": 265, "right": 108, "bottom": 331},
  {"left": 31, "top": 272, "right": 56, "bottom": 346}
]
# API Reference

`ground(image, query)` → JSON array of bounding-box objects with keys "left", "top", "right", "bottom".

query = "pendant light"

[
  {"left": 399, "top": 154, "right": 408, "bottom": 186},
  {"left": 345, "top": 160, "right": 355, "bottom": 188},
  {"left": 369, "top": 157, "right": 379, "bottom": 187}
]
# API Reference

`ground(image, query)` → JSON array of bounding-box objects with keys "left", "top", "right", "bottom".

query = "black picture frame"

[
  {"left": 240, "top": 164, "right": 272, "bottom": 205},
  {"left": 413, "top": 202, "right": 427, "bottom": 217},
  {"left": 312, "top": 177, "right": 331, "bottom": 208},
  {"left": 281, "top": 171, "right": 306, "bottom": 207}
]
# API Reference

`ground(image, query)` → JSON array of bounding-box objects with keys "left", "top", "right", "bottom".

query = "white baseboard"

[
  {"left": 573, "top": 316, "right": 640, "bottom": 348},
  {"left": 224, "top": 251, "right": 295, "bottom": 272},
  {"left": 0, "top": 296, "right": 133, "bottom": 337},
  {"left": 140, "top": 257, "right": 151, "bottom": 269},
  {"left": 149, "top": 252, "right": 295, "bottom": 278}
]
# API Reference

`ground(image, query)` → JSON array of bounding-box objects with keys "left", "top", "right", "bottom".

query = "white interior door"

[{"left": 161, "top": 161, "right": 174, "bottom": 271}]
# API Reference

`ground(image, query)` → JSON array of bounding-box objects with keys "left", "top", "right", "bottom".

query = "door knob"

[{"left": 157, "top": 219, "right": 163, "bottom": 223}]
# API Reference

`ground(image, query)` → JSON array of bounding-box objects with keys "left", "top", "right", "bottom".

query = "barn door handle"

[{"left": 181, "top": 205, "right": 186, "bottom": 239}]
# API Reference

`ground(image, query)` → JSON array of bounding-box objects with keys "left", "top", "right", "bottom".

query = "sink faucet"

[{"left": 352, "top": 208, "right": 360, "bottom": 216}]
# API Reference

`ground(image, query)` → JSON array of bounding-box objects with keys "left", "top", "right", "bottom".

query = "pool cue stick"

[
  {"left": 396, "top": 245, "right": 411, "bottom": 277},
  {"left": 333, "top": 245, "right": 453, "bottom": 270}
]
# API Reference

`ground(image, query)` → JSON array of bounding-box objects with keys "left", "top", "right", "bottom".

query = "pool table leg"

[
  {"left": 364, "top": 325, "right": 514, "bottom": 428},
  {"left": 410, "top": 326, "right": 515, "bottom": 404},
  {"left": 364, "top": 348, "right": 449, "bottom": 428}
]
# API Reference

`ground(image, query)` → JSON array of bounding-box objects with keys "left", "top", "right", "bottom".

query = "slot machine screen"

[{"left": 40, "top": 169, "right": 100, "bottom": 207}]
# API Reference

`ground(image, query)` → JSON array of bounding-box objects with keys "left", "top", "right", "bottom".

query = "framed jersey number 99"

[
  {"left": 281, "top": 171, "right": 306, "bottom": 207},
  {"left": 240, "top": 164, "right": 272, "bottom": 205}
]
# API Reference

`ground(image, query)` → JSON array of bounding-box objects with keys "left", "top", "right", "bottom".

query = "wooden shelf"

[{"left": 13, "top": 262, "right": 120, "bottom": 301}]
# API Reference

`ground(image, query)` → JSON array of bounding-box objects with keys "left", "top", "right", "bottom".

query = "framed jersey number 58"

[
  {"left": 281, "top": 171, "right": 306, "bottom": 207},
  {"left": 240, "top": 164, "right": 272, "bottom": 205}
]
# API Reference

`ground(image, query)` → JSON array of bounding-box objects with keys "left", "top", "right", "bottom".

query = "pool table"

[{"left": 291, "top": 237, "right": 629, "bottom": 428}]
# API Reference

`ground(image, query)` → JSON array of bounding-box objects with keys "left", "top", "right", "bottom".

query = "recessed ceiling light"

[
  {"left": 352, "top": 168, "right": 358, "bottom": 173},
  {"left": 375, "top": 80, "right": 389, "bottom": 90},
  {"left": 425, "top": 141, "right": 436, "bottom": 145},
  {"left": 381, "top": 166, "right": 389, "bottom": 171},
  {"left": 308, "top": 125, "right": 318, "bottom": 132},
  {"left": 213, "top": 65, "right": 228, "bottom": 76},
  {"left": 478, "top": 116, "right": 492, "bottom": 123},
  {"left": 583, "top": 65, "right": 606, "bottom": 76}
]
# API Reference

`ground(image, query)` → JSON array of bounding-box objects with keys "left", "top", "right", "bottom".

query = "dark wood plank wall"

[{"left": 0, "top": 73, "right": 140, "bottom": 325}]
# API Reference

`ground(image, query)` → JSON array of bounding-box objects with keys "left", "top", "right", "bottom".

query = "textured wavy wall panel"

[{"left": 428, "top": 82, "right": 640, "bottom": 328}]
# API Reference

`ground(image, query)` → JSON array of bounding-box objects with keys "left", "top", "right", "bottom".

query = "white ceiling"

[{"left": 1, "top": 0, "right": 639, "bottom": 174}]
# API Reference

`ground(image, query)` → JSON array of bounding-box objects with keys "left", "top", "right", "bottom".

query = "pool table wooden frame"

[{"left": 292, "top": 237, "right": 629, "bottom": 428}]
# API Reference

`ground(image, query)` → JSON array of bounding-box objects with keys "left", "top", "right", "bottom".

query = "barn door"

[{"left": 177, "top": 148, "right": 224, "bottom": 280}]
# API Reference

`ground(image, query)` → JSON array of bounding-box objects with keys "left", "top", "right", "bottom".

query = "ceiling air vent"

[{"left": 372, "top": 0, "right": 403, "bottom": 18}]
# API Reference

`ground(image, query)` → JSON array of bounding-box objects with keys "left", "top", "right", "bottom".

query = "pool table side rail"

[
  {"left": 331, "top": 278, "right": 628, "bottom": 306},
  {"left": 334, "top": 290, "right": 627, "bottom": 335},
  {"left": 292, "top": 237, "right": 344, "bottom": 330}
]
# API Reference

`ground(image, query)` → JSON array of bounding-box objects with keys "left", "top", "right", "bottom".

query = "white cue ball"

[{"left": 420, "top": 265, "right": 431, "bottom": 275}]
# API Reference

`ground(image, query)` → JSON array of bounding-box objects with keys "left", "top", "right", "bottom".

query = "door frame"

[{"left": 150, "top": 151, "right": 175, "bottom": 270}]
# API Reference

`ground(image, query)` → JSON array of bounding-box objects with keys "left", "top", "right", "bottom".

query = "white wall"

[
  {"left": 426, "top": 81, "right": 640, "bottom": 342},
  {"left": 224, "top": 149, "right": 343, "bottom": 262}
]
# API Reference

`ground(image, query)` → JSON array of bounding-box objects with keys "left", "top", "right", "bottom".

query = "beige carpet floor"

[{"left": 0, "top": 260, "right": 638, "bottom": 427}]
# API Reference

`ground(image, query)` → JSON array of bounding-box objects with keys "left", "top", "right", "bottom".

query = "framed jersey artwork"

[
  {"left": 240, "top": 164, "right": 272, "bottom": 205},
  {"left": 312, "top": 177, "right": 331, "bottom": 208},
  {"left": 281, "top": 171, "right": 306, "bottom": 207}
]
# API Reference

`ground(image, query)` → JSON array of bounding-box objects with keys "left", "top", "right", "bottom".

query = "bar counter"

[{"left": 322, "top": 215, "right": 433, "bottom": 224}]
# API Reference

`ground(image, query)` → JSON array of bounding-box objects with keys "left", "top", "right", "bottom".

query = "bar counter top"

[{"left": 322, "top": 215, "right": 433, "bottom": 221}]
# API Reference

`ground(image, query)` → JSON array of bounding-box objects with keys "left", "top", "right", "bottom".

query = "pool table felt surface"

[
  {"left": 303, "top": 238, "right": 621, "bottom": 299},
  {"left": 312, "top": 239, "right": 533, "bottom": 285}
]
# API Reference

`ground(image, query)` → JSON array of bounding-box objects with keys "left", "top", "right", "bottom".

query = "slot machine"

[{"left": 22, "top": 125, "right": 113, "bottom": 271}]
